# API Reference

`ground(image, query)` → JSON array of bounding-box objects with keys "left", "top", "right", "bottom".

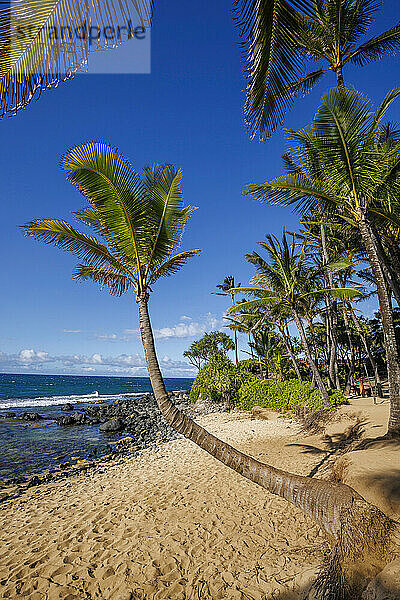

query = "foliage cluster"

[
  {"left": 190, "top": 352, "right": 347, "bottom": 414},
  {"left": 189, "top": 353, "right": 250, "bottom": 405},
  {"left": 236, "top": 378, "right": 347, "bottom": 413}
]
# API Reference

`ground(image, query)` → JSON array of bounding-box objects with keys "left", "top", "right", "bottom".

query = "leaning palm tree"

[
  {"left": 23, "top": 142, "right": 400, "bottom": 599},
  {"left": 0, "top": 0, "right": 152, "bottom": 118},
  {"left": 233, "top": 0, "right": 400, "bottom": 138},
  {"left": 244, "top": 86, "right": 400, "bottom": 436}
]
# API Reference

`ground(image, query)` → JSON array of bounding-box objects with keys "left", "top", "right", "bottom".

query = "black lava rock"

[
  {"left": 56, "top": 412, "right": 88, "bottom": 426},
  {"left": 100, "top": 418, "right": 125, "bottom": 433},
  {"left": 27, "top": 475, "right": 41, "bottom": 487},
  {"left": 22, "top": 412, "right": 42, "bottom": 421},
  {"left": 61, "top": 403, "right": 74, "bottom": 411}
]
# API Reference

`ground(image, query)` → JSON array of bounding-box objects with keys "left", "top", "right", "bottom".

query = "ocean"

[{"left": 0, "top": 373, "right": 193, "bottom": 483}]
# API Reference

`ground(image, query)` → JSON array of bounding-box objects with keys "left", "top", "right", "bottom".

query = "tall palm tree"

[
  {"left": 23, "top": 141, "right": 400, "bottom": 598},
  {"left": 244, "top": 86, "right": 400, "bottom": 436},
  {"left": 229, "top": 233, "right": 358, "bottom": 406},
  {"left": 213, "top": 276, "right": 240, "bottom": 364},
  {"left": 0, "top": 0, "right": 152, "bottom": 118},
  {"left": 233, "top": 0, "right": 400, "bottom": 138}
]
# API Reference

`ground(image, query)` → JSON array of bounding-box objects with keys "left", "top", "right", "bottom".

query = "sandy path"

[{"left": 0, "top": 413, "right": 327, "bottom": 600}]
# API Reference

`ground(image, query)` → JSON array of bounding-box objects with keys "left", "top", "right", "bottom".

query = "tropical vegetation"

[
  {"left": 23, "top": 140, "right": 400, "bottom": 599},
  {"left": 11, "top": 0, "right": 400, "bottom": 597}
]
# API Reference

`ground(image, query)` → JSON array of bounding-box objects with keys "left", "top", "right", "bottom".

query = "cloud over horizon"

[{"left": 0, "top": 348, "right": 195, "bottom": 377}]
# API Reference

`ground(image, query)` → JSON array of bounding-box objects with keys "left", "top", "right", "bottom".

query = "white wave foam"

[{"left": 0, "top": 391, "right": 151, "bottom": 410}]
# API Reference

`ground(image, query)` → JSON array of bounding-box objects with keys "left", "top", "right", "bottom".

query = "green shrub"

[
  {"left": 236, "top": 378, "right": 347, "bottom": 413},
  {"left": 190, "top": 353, "right": 254, "bottom": 405}
]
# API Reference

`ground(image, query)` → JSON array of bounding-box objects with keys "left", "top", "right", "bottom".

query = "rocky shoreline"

[{"left": 0, "top": 391, "right": 226, "bottom": 500}]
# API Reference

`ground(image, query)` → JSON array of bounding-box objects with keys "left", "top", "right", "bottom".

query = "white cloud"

[
  {"left": 63, "top": 329, "right": 82, "bottom": 334},
  {"left": 19, "top": 349, "right": 50, "bottom": 363},
  {"left": 180, "top": 315, "right": 192, "bottom": 322},
  {"left": 154, "top": 314, "right": 221, "bottom": 340},
  {"left": 0, "top": 348, "right": 195, "bottom": 377},
  {"left": 94, "top": 333, "right": 130, "bottom": 342}
]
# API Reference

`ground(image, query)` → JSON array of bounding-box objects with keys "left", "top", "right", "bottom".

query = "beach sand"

[{"left": 0, "top": 399, "right": 397, "bottom": 600}]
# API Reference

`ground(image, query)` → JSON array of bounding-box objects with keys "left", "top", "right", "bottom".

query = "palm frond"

[
  {"left": 305, "top": 286, "right": 362, "bottom": 300},
  {"left": 22, "top": 218, "right": 126, "bottom": 270},
  {"left": 142, "top": 165, "right": 197, "bottom": 269},
  {"left": 61, "top": 141, "right": 151, "bottom": 283},
  {"left": 347, "top": 23, "right": 400, "bottom": 66},
  {"left": 0, "top": 0, "right": 152, "bottom": 118},
  {"left": 233, "top": 0, "right": 313, "bottom": 139},
  {"left": 73, "top": 264, "right": 133, "bottom": 295},
  {"left": 227, "top": 296, "right": 279, "bottom": 314},
  {"left": 148, "top": 249, "right": 201, "bottom": 284}
]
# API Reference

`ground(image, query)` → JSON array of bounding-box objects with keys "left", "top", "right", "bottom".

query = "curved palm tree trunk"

[
  {"left": 138, "top": 293, "right": 398, "bottom": 597},
  {"left": 358, "top": 218, "right": 400, "bottom": 436},
  {"left": 293, "top": 309, "right": 330, "bottom": 408}
]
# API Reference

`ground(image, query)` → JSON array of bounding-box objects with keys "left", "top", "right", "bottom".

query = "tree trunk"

[
  {"left": 248, "top": 333, "right": 254, "bottom": 359},
  {"left": 231, "top": 294, "right": 238, "bottom": 365},
  {"left": 372, "top": 229, "right": 400, "bottom": 308},
  {"left": 334, "top": 65, "right": 345, "bottom": 90},
  {"left": 358, "top": 218, "right": 400, "bottom": 435},
  {"left": 348, "top": 303, "right": 382, "bottom": 395},
  {"left": 137, "top": 292, "right": 399, "bottom": 598},
  {"left": 341, "top": 297, "right": 355, "bottom": 375},
  {"left": 293, "top": 309, "right": 330, "bottom": 409},
  {"left": 280, "top": 322, "right": 303, "bottom": 383},
  {"left": 320, "top": 221, "right": 340, "bottom": 390}
]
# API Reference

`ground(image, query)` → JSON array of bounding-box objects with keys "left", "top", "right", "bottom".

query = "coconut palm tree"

[
  {"left": 23, "top": 141, "right": 400, "bottom": 598},
  {"left": 244, "top": 86, "right": 400, "bottom": 436},
  {"left": 233, "top": 0, "right": 400, "bottom": 138},
  {"left": 229, "top": 233, "right": 358, "bottom": 406},
  {"left": 213, "top": 276, "right": 241, "bottom": 364}
]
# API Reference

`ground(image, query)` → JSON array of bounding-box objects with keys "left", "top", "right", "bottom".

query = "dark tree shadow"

[
  {"left": 354, "top": 436, "right": 400, "bottom": 451},
  {"left": 288, "top": 420, "right": 367, "bottom": 477}
]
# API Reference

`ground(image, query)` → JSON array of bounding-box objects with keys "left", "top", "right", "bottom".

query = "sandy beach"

[{"left": 0, "top": 399, "right": 398, "bottom": 600}]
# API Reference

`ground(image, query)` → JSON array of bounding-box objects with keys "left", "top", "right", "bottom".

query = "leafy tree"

[
  {"left": 189, "top": 352, "right": 239, "bottom": 406},
  {"left": 234, "top": 0, "right": 400, "bottom": 138},
  {"left": 183, "top": 331, "right": 235, "bottom": 370},
  {"left": 23, "top": 141, "right": 400, "bottom": 597}
]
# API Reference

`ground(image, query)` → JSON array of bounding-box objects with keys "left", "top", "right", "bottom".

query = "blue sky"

[{"left": 1, "top": 0, "right": 399, "bottom": 377}]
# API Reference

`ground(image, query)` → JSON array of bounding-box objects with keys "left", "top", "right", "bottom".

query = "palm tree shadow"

[
  {"left": 288, "top": 420, "right": 367, "bottom": 477},
  {"left": 354, "top": 436, "right": 400, "bottom": 451}
]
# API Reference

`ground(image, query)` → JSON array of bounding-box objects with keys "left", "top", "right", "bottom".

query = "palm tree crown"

[
  {"left": 23, "top": 142, "right": 200, "bottom": 298},
  {"left": 234, "top": 0, "right": 400, "bottom": 138}
]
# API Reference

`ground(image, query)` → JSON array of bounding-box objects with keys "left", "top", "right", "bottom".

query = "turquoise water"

[{"left": 0, "top": 373, "right": 193, "bottom": 482}]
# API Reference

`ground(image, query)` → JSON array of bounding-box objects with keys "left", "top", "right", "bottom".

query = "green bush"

[
  {"left": 236, "top": 378, "right": 347, "bottom": 413},
  {"left": 190, "top": 353, "right": 254, "bottom": 405}
]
